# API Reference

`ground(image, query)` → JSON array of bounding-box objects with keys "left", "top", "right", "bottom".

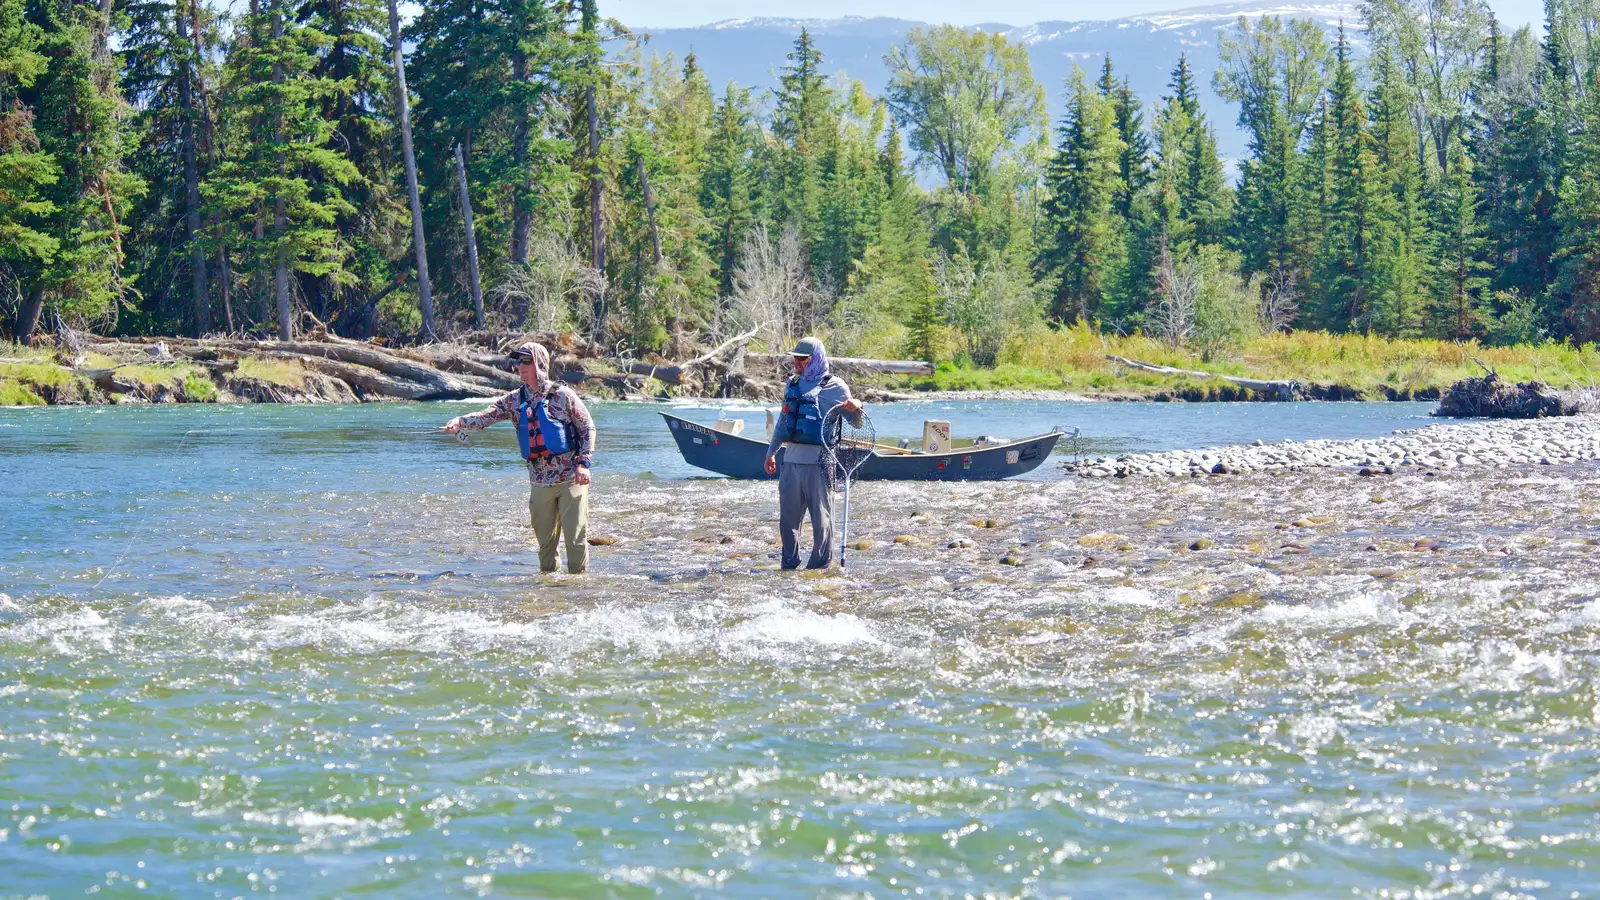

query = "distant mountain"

[{"left": 627, "top": 1, "right": 1363, "bottom": 163}]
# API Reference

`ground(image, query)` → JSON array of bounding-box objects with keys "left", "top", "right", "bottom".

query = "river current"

[{"left": 1, "top": 399, "right": 1595, "bottom": 898}]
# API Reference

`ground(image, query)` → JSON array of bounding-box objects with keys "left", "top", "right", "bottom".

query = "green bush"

[
  {"left": 0, "top": 380, "right": 45, "bottom": 406},
  {"left": 182, "top": 373, "right": 219, "bottom": 402},
  {"left": 377, "top": 288, "right": 422, "bottom": 339},
  {"left": 1485, "top": 290, "right": 1547, "bottom": 347}
]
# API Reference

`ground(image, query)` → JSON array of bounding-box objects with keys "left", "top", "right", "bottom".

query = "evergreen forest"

[{"left": 2, "top": 0, "right": 1598, "bottom": 368}]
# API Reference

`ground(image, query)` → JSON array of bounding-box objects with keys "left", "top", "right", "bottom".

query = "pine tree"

[
  {"left": 1299, "top": 96, "right": 1334, "bottom": 271},
  {"left": 644, "top": 53, "right": 717, "bottom": 340},
  {"left": 1217, "top": 14, "right": 1327, "bottom": 304},
  {"left": 850, "top": 116, "right": 936, "bottom": 345},
  {"left": 1313, "top": 28, "right": 1382, "bottom": 331},
  {"left": 1551, "top": 65, "right": 1600, "bottom": 343},
  {"left": 303, "top": 0, "right": 403, "bottom": 326},
  {"left": 1111, "top": 76, "right": 1157, "bottom": 321},
  {"left": 1429, "top": 143, "right": 1489, "bottom": 339},
  {"left": 770, "top": 28, "right": 835, "bottom": 256},
  {"left": 207, "top": 0, "right": 357, "bottom": 338},
  {"left": 701, "top": 82, "right": 758, "bottom": 299},
  {"left": 1150, "top": 56, "right": 1232, "bottom": 253},
  {"left": 408, "top": 0, "right": 573, "bottom": 322},
  {"left": 1111, "top": 77, "right": 1151, "bottom": 221},
  {"left": 0, "top": 0, "right": 59, "bottom": 340},
  {"left": 1039, "top": 67, "right": 1125, "bottom": 324},
  {"left": 610, "top": 52, "right": 718, "bottom": 349},
  {"left": 1367, "top": 51, "right": 1425, "bottom": 337},
  {"left": 17, "top": 0, "right": 142, "bottom": 341},
  {"left": 120, "top": 0, "right": 228, "bottom": 335},
  {"left": 815, "top": 82, "right": 886, "bottom": 290}
]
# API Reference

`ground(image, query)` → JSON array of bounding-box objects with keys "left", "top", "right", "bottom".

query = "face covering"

[
  {"left": 521, "top": 343, "right": 551, "bottom": 392},
  {"left": 798, "top": 339, "right": 829, "bottom": 392}
]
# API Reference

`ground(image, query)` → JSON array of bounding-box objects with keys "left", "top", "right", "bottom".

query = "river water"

[{"left": 2, "top": 399, "right": 1596, "bottom": 898}]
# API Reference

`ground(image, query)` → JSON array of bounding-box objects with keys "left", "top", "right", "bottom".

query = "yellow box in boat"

[{"left": 923, "top": 420, "right": 951, "bottom": 453}]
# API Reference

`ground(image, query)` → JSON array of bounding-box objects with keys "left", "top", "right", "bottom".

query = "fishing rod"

[{"left": 388, "top": 425, "right": 470, "bottom": 444}]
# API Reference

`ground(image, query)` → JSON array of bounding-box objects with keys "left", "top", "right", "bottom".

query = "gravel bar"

[{"left": 1062, "top": 414, "right": 1600, "bottom": 478}]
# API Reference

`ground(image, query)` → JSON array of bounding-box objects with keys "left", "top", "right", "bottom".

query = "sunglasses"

[{"left": 507, "top": 355, "right": 534, "bottom": 369}]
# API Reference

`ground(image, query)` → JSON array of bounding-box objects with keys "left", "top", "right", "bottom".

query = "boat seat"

[{"left": 898, "top": 438, "right": 910, "bottom": 449}]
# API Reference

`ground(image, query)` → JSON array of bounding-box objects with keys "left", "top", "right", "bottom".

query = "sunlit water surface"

[{"left": 2, "top": 400, "right": 1595, "bottom": 898}]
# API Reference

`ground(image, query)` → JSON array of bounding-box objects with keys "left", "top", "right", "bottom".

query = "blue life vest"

[
  {"left": 781, "top": 376, "right": 830, "bottom": 445},
  {"left": 516, "top": 388, "right": 574, "bottom": 460}
]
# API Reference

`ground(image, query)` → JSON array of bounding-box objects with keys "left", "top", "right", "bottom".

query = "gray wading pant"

[{"left": 779, "top": 460, "right": 833, "bottom": 570}]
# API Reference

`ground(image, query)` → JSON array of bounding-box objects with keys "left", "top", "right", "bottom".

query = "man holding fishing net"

[
  {"left": 442, "top": 342, "right": 597, "bottom": 574},
  {"left": 764, "top": 337, "right": 867, "bottom": 570}
]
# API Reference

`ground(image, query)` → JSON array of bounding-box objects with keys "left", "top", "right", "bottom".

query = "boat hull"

[{"left": 662, "top": 412, "right": 1061, "bottom": 481}]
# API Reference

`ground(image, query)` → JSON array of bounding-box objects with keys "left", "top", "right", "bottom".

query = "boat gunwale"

[{"left": 659, "top": 410, "right": 1062, "bottom": 459}]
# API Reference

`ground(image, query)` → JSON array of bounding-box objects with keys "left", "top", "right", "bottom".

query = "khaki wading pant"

[
  {"left": 529, "top": 479, "right": 589, "bottom": 573},
  {"left": 778, "top": 460, "right": 832, "bottom": 570}
]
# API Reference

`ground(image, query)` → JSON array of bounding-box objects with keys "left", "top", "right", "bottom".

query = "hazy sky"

[{"left": 609, "top": 0, "right": 1546, "bottom": 31}]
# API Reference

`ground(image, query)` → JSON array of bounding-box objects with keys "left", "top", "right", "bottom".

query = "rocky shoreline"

[{"left": 1063, "top": 414, "right": 1600, "bottom": 478}]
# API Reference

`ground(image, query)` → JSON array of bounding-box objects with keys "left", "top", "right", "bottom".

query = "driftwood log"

[
  {"left": 1106, "top": 355, "right": 1303, "bottom": 400},
  {"left": 396, "top": 346, "right": 523, "bottom": 391},
  {"left": 624, "top": 328, "right": 760, "bottom": 389},
  {"left": 1434, "top": 368, "right": 1585, "bottom": 418},
  {"left": 83, "top": 333, "right": 501, "bottom": 401},
  {"left": 745, "top": 354, "right": 934, "bottom": 377},
  {"left": 64, "top": 329, "right": 929, "bottom": 405},
  {"left": 453, "top": 330, "right": 605, "bottom": 359}
]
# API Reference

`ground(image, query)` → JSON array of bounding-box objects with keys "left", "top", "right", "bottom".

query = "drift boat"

[{"left": 662, "top": 411, "right": 1065, "bottom": 480}]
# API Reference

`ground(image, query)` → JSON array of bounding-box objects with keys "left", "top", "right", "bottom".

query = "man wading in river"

[
  {"left": 444, "top": 342, "right": 597, "bottom": 574},
  {"left": 764, "top": 337, "right": 865, "bottom": 570}
]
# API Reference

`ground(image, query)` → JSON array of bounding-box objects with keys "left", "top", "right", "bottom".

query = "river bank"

[
  {"left": 0, "top": 349, "right": 1465, "bottom": 409},
  {"left": 10, "top": 325, "right": 1595, "bottom": 407}
]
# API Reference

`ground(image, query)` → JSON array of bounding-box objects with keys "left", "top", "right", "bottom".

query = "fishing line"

[{"left": 91, "top": 423, "right": 467, "bottom": 593}]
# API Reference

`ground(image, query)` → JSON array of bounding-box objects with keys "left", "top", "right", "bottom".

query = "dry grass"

[
  {"left": 115, "top": 361, "right": 211, "bottom": 390},
  {"left": 969, "top": 325, "right": 1600, "bottom": 397},
  {"left": 237, "top": 357, "right": 309, "bottom": 390}
]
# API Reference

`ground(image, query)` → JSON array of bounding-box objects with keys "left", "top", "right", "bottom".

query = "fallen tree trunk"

[
  {"left": 396, "top": 347, "right": 522, "bottom": 391},
  {"left": 746, "top": 353, "right": 933, "bottom": 377},
  {"left": 626, "top": 361, "right": 689, "bottom": 384},
  {"left": 79, "top": 368, "right": 135, "bottom": 393},
  {"left": 620, "top": 328, "right": 760, "bottom": 388},
  {"left": 250, "top": 352, "right": 463, "bottom": 401},
  {"left": 1106, "top": 355, "right": 1302, "bottom": 400},
  {"left": 454, "top": 329, "right": 605, "bottom": 359},
  {"left": 92, "top": 334, "right": 499, "bottom": 400},
  {"left": 213, "top": 338, "right": 465, "bottom": 389}
]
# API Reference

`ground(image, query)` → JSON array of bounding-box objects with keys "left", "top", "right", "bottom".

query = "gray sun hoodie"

[{"left": 766, "top": 374, "right": 860, "bottom": 466}]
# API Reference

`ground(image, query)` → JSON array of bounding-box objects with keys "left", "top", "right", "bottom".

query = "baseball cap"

[{"left": 789, "top": 336, "right": 822, "bottom": 358}]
